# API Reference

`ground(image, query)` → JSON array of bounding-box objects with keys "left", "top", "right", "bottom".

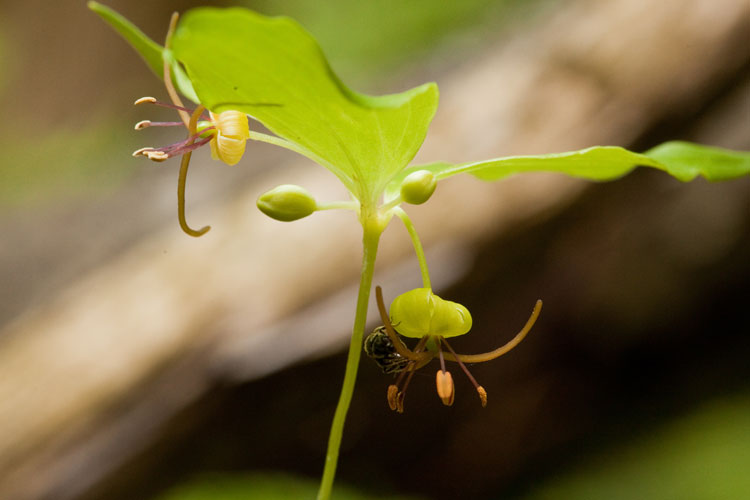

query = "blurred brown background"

[{"left": 0, "top": 0, "right": 749, "bottom": 499}]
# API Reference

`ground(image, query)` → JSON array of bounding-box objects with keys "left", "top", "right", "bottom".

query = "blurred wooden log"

[{"left": 0, "top": 0, "right": 748, "bottom": 498}]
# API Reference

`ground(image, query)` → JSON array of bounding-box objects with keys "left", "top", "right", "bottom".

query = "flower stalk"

[
  {"left": 393, "top": 206, "right": 431, "bottom": 289},
  {"left": 317, "top": 220, "right": 383, "bottom": 500}
]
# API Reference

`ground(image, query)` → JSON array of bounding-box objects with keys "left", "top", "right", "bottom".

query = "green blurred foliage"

[
  {"left": 523, "top": 394, "right": 750, "bottom": 500},
  {"left": 247, "top": 0, "right": 518, "bottom": 80},
  {"left": 0, "top": 123, "right": 137, "bottom": 207},
  {"left": 0, "top": 25, "right": 6, "bottom": 99},
  {"left": 157, "top": 472, "right": 424, "bottom": 500}
]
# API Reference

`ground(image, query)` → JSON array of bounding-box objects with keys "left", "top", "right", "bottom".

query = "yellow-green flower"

[{"left": 367, "top": 286, "right": 542, "bottom": 413}]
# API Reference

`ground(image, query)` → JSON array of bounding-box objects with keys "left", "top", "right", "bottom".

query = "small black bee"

[{"left": 364, "top": 326, "right": 411, "bottom": 374}]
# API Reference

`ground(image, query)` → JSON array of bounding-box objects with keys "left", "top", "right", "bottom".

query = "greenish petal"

[{"left": 390, "top": 288, "right": 472, "bottom": 339}]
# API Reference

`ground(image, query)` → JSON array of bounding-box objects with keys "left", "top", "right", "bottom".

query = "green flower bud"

[
  {"left": 389, "top": 288, "right": 472, "bottom": 338},
  {"left": 257, "top": 184, "right": 317, "bottom": 222},
  {"left": 400, "top": 170, "right": 437, "bottom": 205}
]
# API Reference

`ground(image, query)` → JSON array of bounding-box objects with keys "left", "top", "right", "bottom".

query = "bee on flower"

[{"left": 366, "top": 286, "right": 542, "bottom": 412}]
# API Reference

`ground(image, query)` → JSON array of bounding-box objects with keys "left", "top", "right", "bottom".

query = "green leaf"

[
  {"left": 385, "top": 141, "right": 750, "bottom": 200},
  {"left": 88, "top": 2, "right": 198, "bottom": 102},
  {"left": 88, "top": 1, "right": 163, "bottom": 77},
  {"left": 523, "top": 394, "right": 750, "bottom": 500},
  {"left": 157, "top": 472, "right": 423, "bottom": 500},
  {"left": 171, "top": 7, "right": 439, "bottom": 205},
  {"left": 644, "top": 141, "right": 750, "bottom": 182}
]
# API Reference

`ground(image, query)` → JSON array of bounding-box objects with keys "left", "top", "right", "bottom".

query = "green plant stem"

[
  {"left": 316, "top": 201, "right": 359, "bottom": 211},
  {"left": 379, "top": 195, "right": 402, "bottom": 213},
  {"left": 393, "top": 206, "right": 431, "bottom": 289},
  {"left": 317, "top": 218, "right": 383, "bottom": 500}
]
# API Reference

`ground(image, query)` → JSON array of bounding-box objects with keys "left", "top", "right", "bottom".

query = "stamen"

[
  {"left": 135, "top": 128, "right": 214, "bottom": 161},
  {"left": 150, "top": 99, "right": 210, "bottom": 118},
  {"left": 135, "top": 120, "right": 185, "bottom": 130},
  {"left": 132, "top": 140, "right": 205, "bottom": 162},
  {"left": 132, "top": 147, "right": 156, "bottom": 157},
  {"left": 396, "top": 370, "right": 417, "bottom": 413},
  {"left": 387, "top": 385, "right": 399, "bottom": 411},
  {"left": 145, "top": 151, "right": 169, "bottom": 162},
  {"left": 435, "top": 370, "right": 455, "bottom": 406},
  {"left": 437, "top": 336, "right": 447, "bottom": 373},
  {"left": 177, "top": 105, "right": 211, "bottom": 237},
  {"left": 442, "top": 337, "right": 486, "bottom": 407},
  {"left": 444, "top": 299, "right": 542, "bottom": 364},
  {"left": 387, "top": 335, "right": 430, "bottom": 413},
  {"left": 160, "top": 135, "right": 212, "bottom": 157},
  {"left": 477, "top": 386, "right": 488, "bottom": 407},
  {"left": 134, "top": 96, "right": 210, "bottom": 121},
  {"left": 134, "top": 96, "right": 157, "bottom": 105}
]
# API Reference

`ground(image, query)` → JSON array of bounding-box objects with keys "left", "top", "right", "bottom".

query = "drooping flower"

[
  {"left": 129, "top": 12, "right": 250, "bottom": 237},
  {"left": 133, "top": 101, "right": 250, "bottom": 166},
  {"left": 366, "top": 286, "right": 542, "bottom": 413}
]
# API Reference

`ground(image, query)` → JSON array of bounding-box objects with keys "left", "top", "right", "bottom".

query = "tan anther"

[
  {"left": 132, "top": 147, "right": 155, "bottom": 157},
  {"left": 134, "top": 120, "right": 151, "bottom": 130},
  {"left": 134, "top": 96, "right": 157, "bottom": 105},
  {"left": 396, "top": 393, "right": 405, "bottom": 413},
  {"left": 477, "top": 386, "right": 487, "bottom": 407},
  {"left": 436, "top": 370, "right": 455, "bottom": 406},
  {"left": 387, "top": 385, "right": 399, "bottom": 411},
  {"left": 145, "top": 151, "right": 169, "bottom": 162}
]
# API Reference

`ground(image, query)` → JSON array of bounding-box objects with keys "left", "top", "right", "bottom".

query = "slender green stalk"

[
  {"left": 177, "top": 104, "right": 210, "bottom": 237},
  {"left": 316, "top": 201, "right": 359, "bottom": 211},
  {"left": 393, "top": 206, "right": 431, "bottom": 289},
  {"left": 379, "top": 195, "right": 402, "bottom": 213},
  {"left": 318, "top": 219, "right": 383, "bottom": 500}
]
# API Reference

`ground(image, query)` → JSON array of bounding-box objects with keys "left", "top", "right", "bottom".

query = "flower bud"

[
  {"left": 257, "top": 184, "right": 317, "bottom": 222},
  {"left": 400, "top": 170, "right": 436, "bottom": 205},
  {"left": 389, "top": 288, "right": 472, "bottom": 338}
]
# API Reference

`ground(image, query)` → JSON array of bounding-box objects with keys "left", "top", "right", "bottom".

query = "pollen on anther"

[
  {"left": 135, "top": 120, "right": 151, "bottom": 130},
  {"left": 132, "top": 147, "right": 154, "bottom": 157},
  {"left": 134, "top": 96, "right": 157, "bottom": 105},
  {"left": 436, "top": 370, "right": 455, "bottom": 406},
  {"left": 387, "top": 384, "right": 399, "bottom": 411},
  {"left": 477, "top": 386, "right": 487, "bottom": 407},
  {"left": 146, "top": 151, "right": 169, "bottom": 161}
]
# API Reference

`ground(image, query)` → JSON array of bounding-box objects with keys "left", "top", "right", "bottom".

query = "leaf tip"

[{"left": 87, "top": 1, "right": 105, "bottom": 14}]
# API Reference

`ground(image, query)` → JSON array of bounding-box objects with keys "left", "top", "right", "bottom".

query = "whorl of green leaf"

[
  {"left": 170, "top": 8, "right": 439, "bottom": 205},
  {"left": 90, "top": 4, "right": 748, "bottom": 204}
]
